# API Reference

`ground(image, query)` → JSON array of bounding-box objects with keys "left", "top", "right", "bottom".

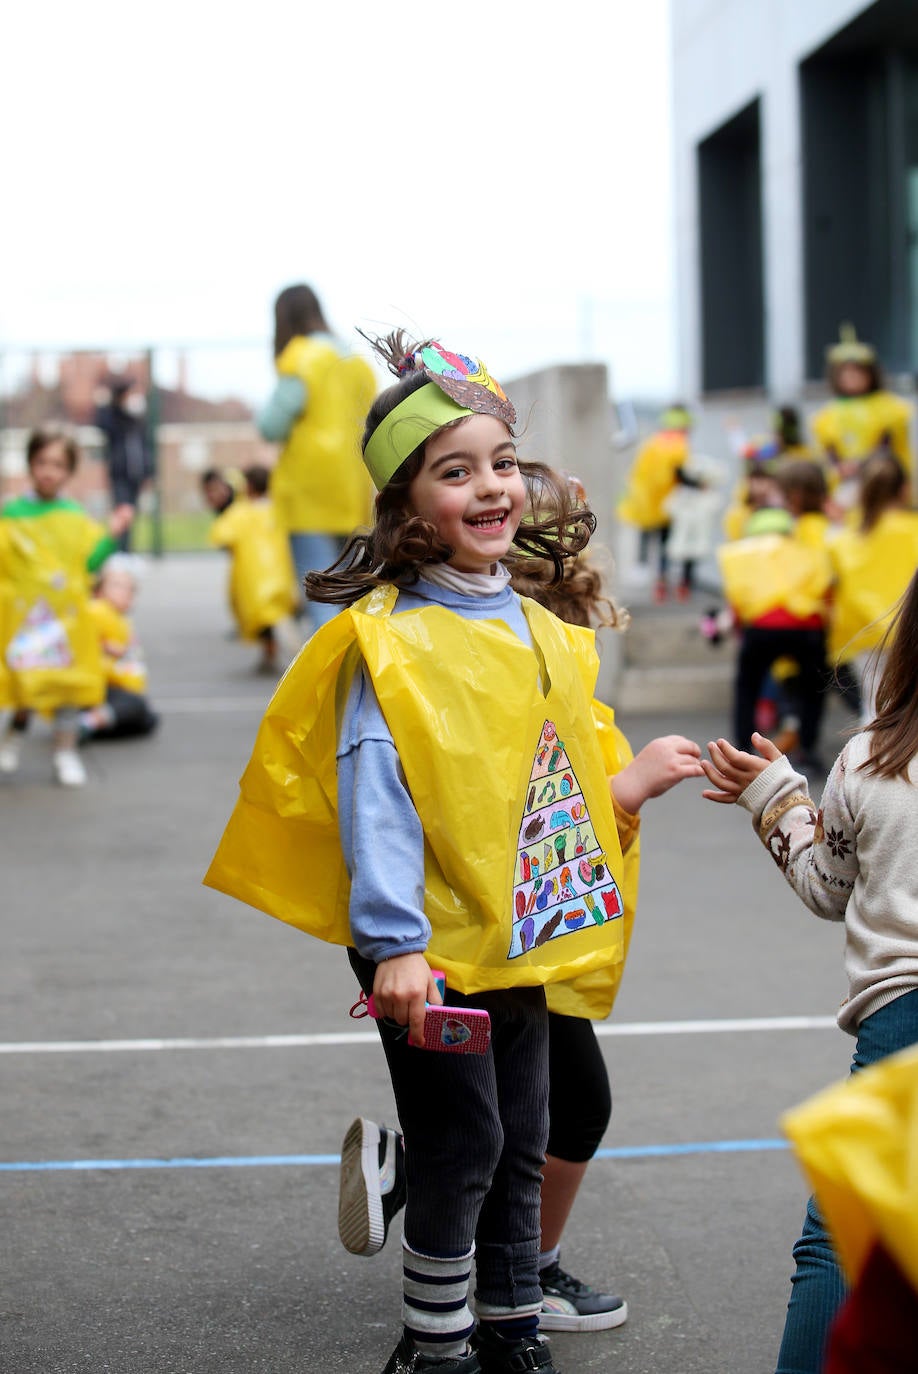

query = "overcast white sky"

[{"left": 2, "top": 1, "right": 675, "bottom": 404}]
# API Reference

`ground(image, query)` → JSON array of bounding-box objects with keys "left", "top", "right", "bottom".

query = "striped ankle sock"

[{"left": 402, "top": 1239, "right": 475, "bottom": 1359}]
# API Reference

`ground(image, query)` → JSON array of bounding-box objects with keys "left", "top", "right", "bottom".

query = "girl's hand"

[
  {"left": 372, "top": 953, "right": 442, "bottom": 1049},
  {"left": 109, "top": 504, "right": 135, "bottom": 537},
  {"left": 610, "top": 735, "right": 704, "bottom": 814},
  {"left": 701, "top": 733, "right": 781, "bottom": 803}
]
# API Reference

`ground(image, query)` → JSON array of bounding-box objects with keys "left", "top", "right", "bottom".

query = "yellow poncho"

[
  {"left": 87, "top": 599, "right": 148, "bottom": 694},
  {"left": 270, "top": 336, "right": 377, "bottom": 535},
  {"left": 205, "top": 586, "right": 627, "bottom": 1008},
  {"left": 828, "top": 510, "right": 918, "bottom": 662},
  {"left": 718, "top": 534, "right": 832, "bottom": 624},
  {"left": 0, "top": 497, "right": 109, "bottom": 713},
  {"left": 618, "top": 431, "right": 689, "bottom": 531},
  {"left": 811, "top": 391, "right": 913, "bottom": 472},
  {"left": 782, "top": 1046, "right": 918, "bottom": 1292},
  {"left": 209, "top": 497, "right": 298, "bottom": 640}
]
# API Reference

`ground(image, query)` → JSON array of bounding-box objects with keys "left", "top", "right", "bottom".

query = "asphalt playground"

[{"left": 1, "top": 554, "right": 856, "bottom": 1374}]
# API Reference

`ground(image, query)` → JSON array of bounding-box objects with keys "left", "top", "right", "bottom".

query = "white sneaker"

[
  {"left": 0, "top": 735, "right": 21, "bottom": 774},
  {"left": 53, "top": 749, "right": 87, "bottom": 787}
]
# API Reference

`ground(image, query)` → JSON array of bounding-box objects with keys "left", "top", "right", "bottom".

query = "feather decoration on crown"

[{"left": 413, "top": 342, "right": 517, "bottom": 426}]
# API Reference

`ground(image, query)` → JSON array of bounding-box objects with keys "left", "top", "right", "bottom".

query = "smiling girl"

[{"left": 206, "top": 332, "right": 628, "bottom": 1374}]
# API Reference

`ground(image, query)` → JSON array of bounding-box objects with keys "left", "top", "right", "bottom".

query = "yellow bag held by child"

[
  {"left": 781, "top": 1045, "right": 918, "bottom": 1292},
  {"left": 204, "top": 586, "right": 626, "bottom": 1003}
]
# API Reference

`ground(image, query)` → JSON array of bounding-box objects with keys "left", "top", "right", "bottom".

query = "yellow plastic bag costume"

[
  {"left": 617, "top": 431, "right": 688, "bottom": 530},
  {"left": 0, "top": 499, "right": 107, "bottom": 713},
  {"left": 87, "top": 598, "right": 148, "bottom": 694},
  {"left": 717, "top": 534, "right": 832, "bottom": 624},
  {"left": 811, "top": 392, "right": 913, "bottom": 474},
  {"left": 781, "top": 1046, "right": 918, "bottom": 1292},
  {"left": 546, "top": 700, "right": 641, "bottom": 1020},
  {"left": 209, "top": 497, "right": 298, "bottom": 640},
  {"left": 270, "top": 336, "right": 377, "bottom": 535},
  {"left": 828, "top": 510, "right": 918, "bottom": 663},
  {"left": 205, "top": 586, "right": 626, "bottom": 1004}
]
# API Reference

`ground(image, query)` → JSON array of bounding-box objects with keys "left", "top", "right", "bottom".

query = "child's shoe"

[
  {"left": 538, "top": 1256, "right": 627, "bottom": 1332},
  {"left": 653, "top": 577, "right": 668, "bottom": 604},
  {"left": 53, "top": 748, "right": 87, "bottom": 787},
  {"left": 0, "top": 733, "right": 21, "bottom": 774},
  {"left": 676, "top": 580, "right": 692, "bottom": 602},
  {"left": 339, "top": 1116, "right": 406, "bottom": 1256},
  {"left": 380, "top": 1333, "right": 480, "bottom": 1373},
  {"left": 474, "top": 1324, "right": 560, "bottom": 1373}
]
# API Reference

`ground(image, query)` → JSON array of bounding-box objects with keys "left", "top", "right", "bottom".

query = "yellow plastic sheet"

[
  {"left": 782, "top": 1045, "right": 918, "bottom": 1292},
  {"left": 617, "top": 432, "right": 688, "bottom": 530},
  {"left": 0, "top": 508, "right": 105, "bottom": 712},
  {"left": 209, "top": 498, "right": 298, "bottom": 640},
  {"left": 718, "top": 534, "right": 832, "bottom": 624},
  {"left": 829, "top": 511, "right": 918, "bottom": 662},
  {"left": 205, "top": 587, "right": 626, "bottom": 1006},
  {"left": 546, "top": 700, "right": 640, "bottom": 1019}
]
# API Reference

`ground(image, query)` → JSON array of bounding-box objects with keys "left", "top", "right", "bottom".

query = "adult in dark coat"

[{"left": 93, "top": 378, "right": 154, "bottom": 549}]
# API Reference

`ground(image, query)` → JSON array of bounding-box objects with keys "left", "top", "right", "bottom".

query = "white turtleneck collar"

[{"left": 418, "top": 561, "right": 512, "bottom": 598}]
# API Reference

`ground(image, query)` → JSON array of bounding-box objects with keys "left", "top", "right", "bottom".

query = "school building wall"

[{"left": 672, "top": 0, "right": 918, "bottom": 401}]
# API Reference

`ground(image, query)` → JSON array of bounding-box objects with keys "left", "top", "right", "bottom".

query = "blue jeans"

[
  {"left": 775, "top": 987, "right": 918, "bottom": 1374},
  {"left": 288, "top": 532, "right": 345, "bottom": 631}
]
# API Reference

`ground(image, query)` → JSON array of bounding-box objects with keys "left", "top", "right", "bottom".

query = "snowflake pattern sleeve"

[{"left": 737, "top": 749, "right": 857, "bottom": 922}]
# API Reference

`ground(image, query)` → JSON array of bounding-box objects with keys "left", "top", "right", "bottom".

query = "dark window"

[{"left": 697, "top": 100, "right": 765, "bottom": 392}]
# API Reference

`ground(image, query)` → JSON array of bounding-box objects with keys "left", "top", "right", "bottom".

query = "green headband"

[{"left": 363, "top": 383, "right": 474, "bottom": 491}]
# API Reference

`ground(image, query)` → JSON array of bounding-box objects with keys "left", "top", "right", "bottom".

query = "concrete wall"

[
  {"left": 672, "top": 0, "right": 873, "bottom": 398},
  {"left": 508, "top": 363, "right": 630, "bottom": 704}
]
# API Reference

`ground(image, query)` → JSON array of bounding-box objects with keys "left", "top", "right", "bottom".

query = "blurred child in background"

[
  {"left": 200, "top": 467, "right": 240, "bottom": 516},
  {"left": 79, "top": 554, "right": 158, "bottom": 741},
  {"left": 0, "top": 428, "right": 132, "bottom": 786},
  {"left": 828, "top": 453, "right": 918, "bottom": 725},
  {"left": 811, "top": 327, "right": 913, "bottom": 512},
  {"left": 717, "top": 503, "right": 832, "bottom": 775},
  {"left": 208, "top": 464, "right": 299, "bottom": 673},
  {"left": 617, "top": 403, "right": 705, "bottom": 601}
]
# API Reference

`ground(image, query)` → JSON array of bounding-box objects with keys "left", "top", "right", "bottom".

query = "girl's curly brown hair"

[{"left": 306, "top": 330, "right": 597, "bottom": 607}]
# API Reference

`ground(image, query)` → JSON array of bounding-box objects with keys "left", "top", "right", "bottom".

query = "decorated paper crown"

[
  {"left": 363, "top": 342, "right": 517, "bottom": 491},
  {"left": 826, "top": 323, "right": 876, "bottom": 368}
]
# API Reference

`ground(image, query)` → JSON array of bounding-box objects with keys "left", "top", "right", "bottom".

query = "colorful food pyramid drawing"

[
  {"left": 5, "top": 598, "right": 72, "bottom": 671},
  {"left": 509, "top": 719, "right": 623, "bottom": 958}
]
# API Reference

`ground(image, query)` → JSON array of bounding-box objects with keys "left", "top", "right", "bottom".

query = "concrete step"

[{"left": 616, "top": 659, "right": 735, "bottom": 715}]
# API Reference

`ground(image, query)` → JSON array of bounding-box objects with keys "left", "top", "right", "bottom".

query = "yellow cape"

[
  {"left": 205, "top": 586, "right": 626, "bottom": 1005},
  {"left": 782, "top": 1045, "right": 918, "bottom": 1292}
]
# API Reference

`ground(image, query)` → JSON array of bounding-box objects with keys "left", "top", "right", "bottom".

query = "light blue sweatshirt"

[{"left": 336, "top": 573, "right": 532, "bottom": 964}]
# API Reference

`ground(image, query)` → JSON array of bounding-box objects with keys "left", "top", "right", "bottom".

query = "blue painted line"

[{"left": 0, "top": 1139, "right": 790, "bottom": 1173}]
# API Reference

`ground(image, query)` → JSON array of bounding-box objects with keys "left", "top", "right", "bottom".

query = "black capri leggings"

[{"left": 546, "top": 1012, "right": 612, "bottom": 1163}]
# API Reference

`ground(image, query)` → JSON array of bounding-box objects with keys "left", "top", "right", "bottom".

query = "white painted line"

[{"left": 0, "top": 1016, "right": 836, "bottom": 1056}]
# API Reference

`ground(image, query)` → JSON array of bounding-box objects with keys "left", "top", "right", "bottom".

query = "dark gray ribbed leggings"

[{"left": 348, "top": 949, "right": 549, "bottom": 1312}]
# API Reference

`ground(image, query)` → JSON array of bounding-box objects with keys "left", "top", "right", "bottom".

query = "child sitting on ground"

[{"left": 79, "top": 554, "right": 159, "bottom": 741}]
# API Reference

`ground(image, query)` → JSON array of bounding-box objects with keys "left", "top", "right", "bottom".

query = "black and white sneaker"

[
  {"left": 339, "top": 1116, "right": 407, "bottom": 1256},
  {"left": 538, "top": 1258, "right": 627, "bottom": 1332}
]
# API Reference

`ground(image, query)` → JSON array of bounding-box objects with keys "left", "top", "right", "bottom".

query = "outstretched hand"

[
  {"left": 701, "top": 732, "right": 782, "bottom": 804},
  {"left": 108, "top": 503, "right": 135, "bottom": 538},
  {"left": 610, "top": 735, "right": 704, "bottom": 814}
]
